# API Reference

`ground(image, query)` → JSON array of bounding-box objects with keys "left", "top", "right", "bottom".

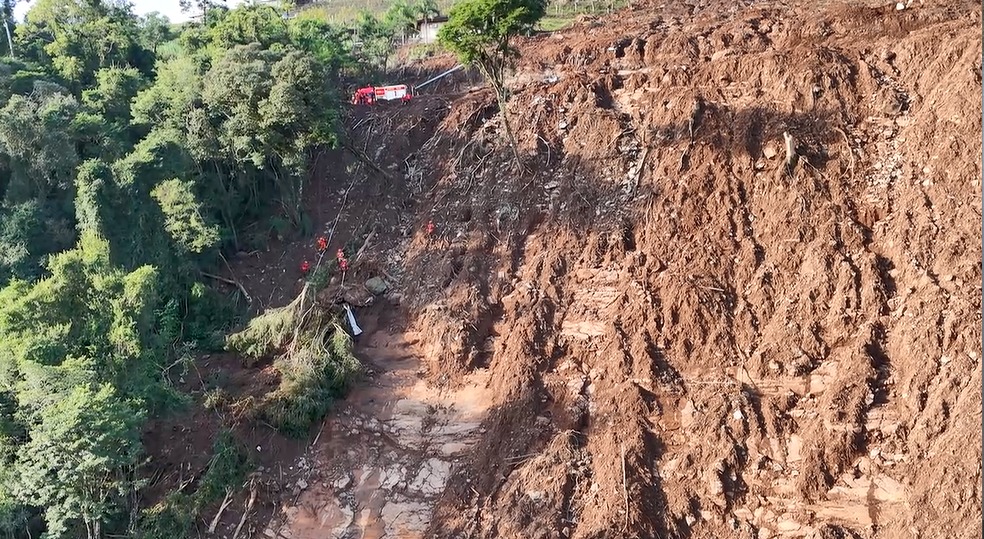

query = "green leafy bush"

[
  {"left": 185, "top": 282, "right": 243, "bottom": 351},
  {"left": 151, "top": 179, "right": 221, "bottom": 255}
]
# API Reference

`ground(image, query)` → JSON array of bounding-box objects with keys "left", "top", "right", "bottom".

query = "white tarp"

[{"left": 343, "top": 303, "right": 363, "bottom": 336}]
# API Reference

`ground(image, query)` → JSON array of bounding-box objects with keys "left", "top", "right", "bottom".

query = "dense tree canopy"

[
  {"left": 16, "top": 0, "right": 154, "bottom": 89},
  {"left": 0, "top": 232, "right": 166, "bottom": 538},
  {"left": 0, "top": 1, "right": 361, "bottom": 537},
  {"left": 0, "top": 83, "right": 79, "bottom": 203}
]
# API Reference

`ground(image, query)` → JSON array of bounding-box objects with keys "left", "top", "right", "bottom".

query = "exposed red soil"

[{"left": 171, "top": 0, "right": 982, "bottom": 538}]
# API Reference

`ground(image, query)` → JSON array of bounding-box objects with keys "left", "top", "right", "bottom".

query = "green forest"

[{"left": 0, "top": 0, "right": 442, "bottom": 537}]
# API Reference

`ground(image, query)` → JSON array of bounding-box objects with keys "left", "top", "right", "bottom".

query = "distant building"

[{"left": 416, "top": 16, "right": 449, "bottom": 44}]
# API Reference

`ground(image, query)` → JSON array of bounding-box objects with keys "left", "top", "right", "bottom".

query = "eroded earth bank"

[{"left": 243, "top": 1, "right": 981, "bottom": 538}]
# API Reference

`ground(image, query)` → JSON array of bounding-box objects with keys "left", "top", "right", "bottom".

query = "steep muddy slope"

[{"left": 260, "top": 1, "right": 982, "bottom": 538}]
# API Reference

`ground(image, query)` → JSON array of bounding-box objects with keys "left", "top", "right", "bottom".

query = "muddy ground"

[{"left": 170, "top": 0, "right": 982, "bottom": 538}]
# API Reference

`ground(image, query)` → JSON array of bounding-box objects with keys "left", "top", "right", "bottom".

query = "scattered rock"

[
  {"left": 381, "top": 465, "right": 403, "bottom": 489},
  {"left": 711, "top": 49, "right": 731, "bottom": 61},
  {"left": 409, "top": 458, "right": 452, "bottom": 496},
  {"left": 365, "top": 277, "right": 390, "bottom": 295},
  {"left": 440, "top": 442, "right": 472, "bottom": 456},
  {"left": 776, "top": 518, "right": 802, "bottom": 532},
  {"left": 320, "top": 500, "right": 354, "bottom": 537},
  {"left": 380, "top": 501, "right": 430, "bottom": 535},
  {"left": 333, "top": 475, "right": 352, "bottom": 491}
]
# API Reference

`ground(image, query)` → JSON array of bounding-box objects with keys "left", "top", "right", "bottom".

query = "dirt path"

[{"left": 260, "top": 311, "right": 495, "bottom": 539}]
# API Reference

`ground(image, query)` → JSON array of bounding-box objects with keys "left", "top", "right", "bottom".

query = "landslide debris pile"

[
  {"left": 257, "top": 1, "right": 981, "bottom": 538},
  {"left": 390, "top": 1, "right": 982, "bottom": 538}
]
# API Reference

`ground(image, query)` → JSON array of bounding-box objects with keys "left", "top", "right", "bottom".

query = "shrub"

[
  {"left": 135, "top": 429, "right": 250, "bottom": 539},
  {"left": 135, "top": 492, "right": 195, "bottom": 539}
]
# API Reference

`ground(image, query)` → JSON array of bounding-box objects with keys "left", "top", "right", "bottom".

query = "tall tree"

[
  {"left": 353, "top": 12, "right": 396, "bottom": 69},
  {"left": 384, "top": 0, "right": 418, "bottom": 44},
  {"left": 0, "top": 233, "right": 163, "bottom": 388},
  {"left": 0, "top": 389, "right": 29, "bottom": 539},
  {"left": 178, "top": 0, "right": 226, "bottom": 25},
  {"left": 259, "top": 49, "right": 337, "bottom": 222},
  {"left": 207, "top": 3, "right": 289, "bottom": 50},
  {"left": 12, "top": 384, "right": 144, "bottom": 539},
  {"left": 0, "top": 232, "right": 167, "bottom": 538},
  {"left": 413, "top": 0, "right": 441, "bottom": 21},
  {"left": 438, "top": 0, "right": 546, "bottom": 166},
  {"left": 138, "top": 12, "right": 173, "bottom": 54},
  {"left": 150, "top": 179, "right": 220, "bottom": 255},
  {"left": 130, "top": 56, "right": 203, "bottom": 131},
  {"left": 0, "top": 0, "right": 16, "bottom": 58},
  {"left": 0, "top": 201, "right": 73, "bottom": 285},
  {"left": 199, "top": 43, "right": 336, "bottom": 226},
  {"left": 0, "top": 82, "right": 79, "bottom": 203},
  {"left": 287, "top": 16, "right": 353, "bottom": 74},
  {"left": 79, "top": 67, "right": 149, "bottom": 158},
  {"left": 16, "top": 0, "right": 153, "bottom": 89}
]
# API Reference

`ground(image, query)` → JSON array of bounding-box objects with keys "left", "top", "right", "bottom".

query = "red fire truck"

[{"left": 351, "top": 84, "right": 412, "bottom": 105}]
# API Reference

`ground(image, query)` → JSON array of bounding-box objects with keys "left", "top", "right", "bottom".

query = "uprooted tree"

[
  {"left": 226, "top": 278, "right": 362, "bottom": 438},
  {"left": 438, "top": 0, "right": 546, "bottom": 166}
]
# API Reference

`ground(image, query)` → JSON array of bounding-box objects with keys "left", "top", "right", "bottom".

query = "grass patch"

[
  {"left": 537, "top": 15, "right": 575, "bottom": 31},
  {"left": 536, "top": 0, "right": 632, "bottom": 31},
  {"left": 296, "top": 0, "right": 457, "bottom": 24}
]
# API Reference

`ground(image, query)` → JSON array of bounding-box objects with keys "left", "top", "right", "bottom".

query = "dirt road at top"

[{"left": 251, "top": 0, "right": 981, "bottom": 538}]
